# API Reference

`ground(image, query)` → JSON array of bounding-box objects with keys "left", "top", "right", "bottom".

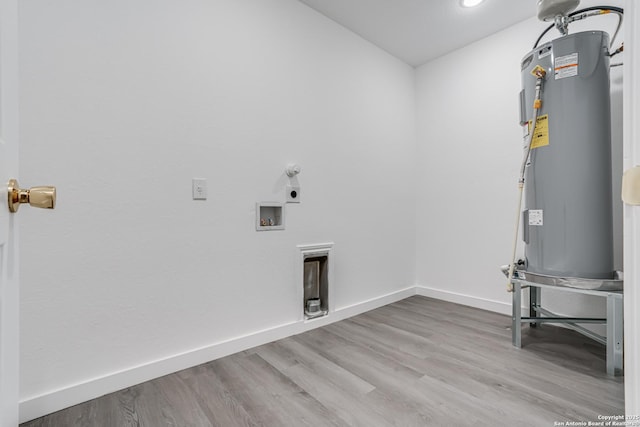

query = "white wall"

[
  {"left": 415, "top": 1, "right": 624, "bottom": 319},
  {"left": 18, "top": 0, "right": 416, "bottom": 419}
]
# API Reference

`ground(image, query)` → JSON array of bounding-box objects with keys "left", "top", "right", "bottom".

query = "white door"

[
  {"left": 624, "top": 0, "right": 640, "bottom": 416},
  {"left": 1, "top": 1, "right": 55, "bottom": 424},
  {"left": 0, "top": 0, "right": 20, "bottom": 424}
]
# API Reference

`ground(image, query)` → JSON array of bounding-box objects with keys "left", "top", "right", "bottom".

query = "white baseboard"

[
  {"left": 415, "top": 285, "right": 514, "bottom": 316},
  {"left": 19, "top": 286, "right": 415, "bottom": 423},
  {"left": 334, "top": 286, "right": 416, "bottom": 319}
]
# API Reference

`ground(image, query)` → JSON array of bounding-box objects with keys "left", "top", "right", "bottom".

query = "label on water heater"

[
  {"left": 530, "top": 115, "right": 549, "bottom": 149},
  {"left": 529, "top": 210, "right": 543, "bottom": 226},
  {"left": 555, "top": 53, "right": 578, "bottom": 80}
]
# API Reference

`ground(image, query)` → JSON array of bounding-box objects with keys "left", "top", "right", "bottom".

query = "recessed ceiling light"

[{"left": 460, "top": 0, "right": 485, "bottom": 7}]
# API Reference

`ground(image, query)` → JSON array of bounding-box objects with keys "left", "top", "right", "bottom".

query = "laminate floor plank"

[
  {"left": 255, "top": 338, "right": 376, "bottom": 396},
  {"left": 212, "top": 353, "right": 346, "bottom": 427},
  {"left": 324, "top": 320, "right": 436, "bottom": 376},
  {"left": 177, "top": 364, "right": 260, "bottom": 427},
  {"left": 131, "top": 378, "right": 204, "bottom": 427},
  {"left": 22, "top": 388, "right": 139, "bottom": 427},
  {"left": 281, "top": 362, "right": 390, "bottom": 427},
  {"left": 151, "top": 374, "right": 213, "bottom": 427},
  {"left": 417, "top": 352, "right": 590, "bottom": 424},
  {"left": 335, "top": 315, "right": 437, "bottom": 360},
  {"left": 298, "top": 327, "right": 425, "bottom": 380},
  {"left": 21, "top": 296, "right": 624, "bottom": 427}
]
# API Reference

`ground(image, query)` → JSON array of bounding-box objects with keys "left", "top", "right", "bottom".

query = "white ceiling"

[{"left": 298, "top": 0, "right": 537, "bottom": 66}]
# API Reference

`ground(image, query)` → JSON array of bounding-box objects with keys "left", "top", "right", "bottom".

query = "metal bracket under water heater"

[{"left": 511, "top": 279, "right": 623, "bottom": 377}]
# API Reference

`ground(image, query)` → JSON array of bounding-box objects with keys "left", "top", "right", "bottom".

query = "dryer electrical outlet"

[{"left": 286, "top": 185, "right": 300, "bottom": 203}]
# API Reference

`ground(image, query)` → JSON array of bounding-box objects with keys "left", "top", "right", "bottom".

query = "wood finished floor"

[{"left": 22, "top": 296, "right": 624, "bottom": 426}]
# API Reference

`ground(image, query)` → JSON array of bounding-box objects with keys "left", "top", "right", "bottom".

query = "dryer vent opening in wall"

[
  {"left": 304, "top": 256, "right": 328, "bottom": 319},
  {"left": 298, "top": 242, "right": 333, "bottom": 321}
]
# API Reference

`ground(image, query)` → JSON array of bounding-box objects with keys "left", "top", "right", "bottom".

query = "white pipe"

[
  {"left": 285, "top": 163, "right": 301, "bottom": 177},
  {"left": 506, "top": 74, "right": 545, "bottom": 292}
]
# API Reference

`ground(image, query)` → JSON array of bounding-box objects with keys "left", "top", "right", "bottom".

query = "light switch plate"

[{"left": 192, "top": 178, "right": 207, "bottom": 200}]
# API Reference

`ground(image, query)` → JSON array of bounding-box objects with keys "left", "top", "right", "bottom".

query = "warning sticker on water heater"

[
  {"left": 529, "top": 210, "right": 543, "bottom": 226},
  {"left": 555, "top": 53, "right": 578, "bottom": 79},
  {"left": 529, "top": 114, "right": 549, "bottom": 149}
]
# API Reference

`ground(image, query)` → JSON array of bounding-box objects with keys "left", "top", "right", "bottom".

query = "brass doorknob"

[{"left": 7, "top": 179, "right": 56, "bottom": 213}]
